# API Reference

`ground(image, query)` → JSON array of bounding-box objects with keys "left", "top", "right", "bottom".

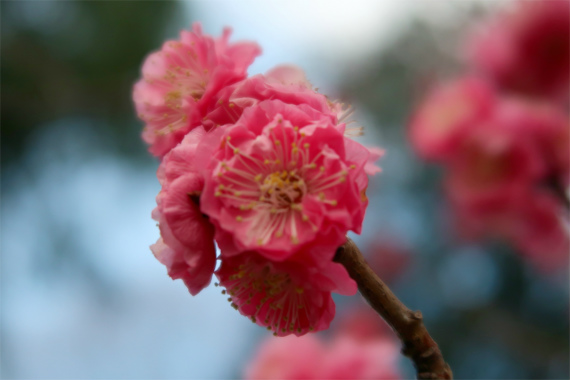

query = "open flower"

[
  {"left": 151, "top": 127, "right": 217, "bottom": 295},
  {"left": 133, "top": 22, "right": 261, "bottom": 157},
  {"left": 200, "top": 100, "right": 377, "bottom": 260},
  {"left": 216, "top": 250, "right": 356, "bottom": 336}
]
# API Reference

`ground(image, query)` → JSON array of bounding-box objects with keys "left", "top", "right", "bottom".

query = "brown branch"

[{"left": 334, "top": 239, "right": 453, "bottom": 380}]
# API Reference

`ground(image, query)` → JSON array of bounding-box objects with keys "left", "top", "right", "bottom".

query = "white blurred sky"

[{"left": 190, "top": 0, "right": 495, "bottom": 88}]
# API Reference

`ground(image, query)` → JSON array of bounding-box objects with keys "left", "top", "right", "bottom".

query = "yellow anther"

[
  {"left": 234, "top": 191, "right": 241, "bottom": 196},
  {"left": 229, "top": 103, "right": 235, "bottom": 108},
  {"left": 236, "top": 216, "right": 243, "bottom": 222},
  {"left": 291, "top": 236, "right": 299, "bottom": 244},
  {"left": 275, "top": 231, "right": 283, "bottom": 238},
  {"left": 233, "top": 148, "right": 239, "bottom": 154},
  {"left": 226, "top": 136, "right": 231, "bottom": 141},
  {"left": 264, "top": 159, "right": 270, "bottom": 165},
  {"left": 294, "top": 126, "right": 299, "bottom": 131},
  {"left": 295, "top": 287, "right": 304, "bottom": 294},
  {"left": 303, "top": 143, "right": 310, "bottom": 148},
  {"left": 350, "top": 164, "right": 356, "bottom": 169},
  {"left": 215, "top": 191, "right": 221, "bottom": 197},
  {"left": 339, "top": 177, "right": 346, "bottom": 183},
  {"left": 320, "top": 166, "right": 325, "bottom": 172},
  {"left": 270, "top": 208, "right": 277, "bottom": 214},
  {"left": 257, "top": 238, "right": 264, "bottom": 245},
  {"left": 330, "top": 200, "right": 338, "bottom": 206},
  {"left": 274, "top": 140, "right": 281, "bottom": 145},
  {"left": 275, "top": 160, "right": 281, "bottom": 165},
  {"left": 319, "top": 192, "right": 325, "bottom": 201},
  {"left": 302, "top": 214, "right": 309, "bottom": 221},
  {"left": 254, "top": 174, "right": 263, "bottom": 182}
]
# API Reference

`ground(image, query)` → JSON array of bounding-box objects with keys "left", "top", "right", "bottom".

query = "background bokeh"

[{"left": 2, "top": 1, "right": 568, "bottom": 379}]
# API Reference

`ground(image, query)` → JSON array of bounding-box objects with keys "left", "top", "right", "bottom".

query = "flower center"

[{"left": 260, "top": 170, "right": 307, "bottom": 208}]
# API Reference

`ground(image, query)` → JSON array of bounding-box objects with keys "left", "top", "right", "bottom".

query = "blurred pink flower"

[
  {"left": 245, "top": 334, "right": 401, "bottom": 379},
  {"left": 200, "top": 99, "right": 378, "bottom": 261},
  {"left": 409, "top": 76, "right": 496, "bottom": 162},
  {"left": 133, "top": 22, "right": 261, "bottom": 157},
  {"left": 446, "top": 100, "right": 547, "bottom": 212},
  {"left": 506, "top": 191, "right": 569, "bottom": 273},
  {"left": 216, "top": 251, "right": 356, "bottom": 336},
  {"left": 334, "top": 305, "right": 396, "bottom": 343},
  {"left": 443, "top": 99, "right": 570, "bottom": 273},
  {"left": 151, "top": 127, "right": 217, "bottom": 295},
  {"left": 467, "top": 0, "right": 570, "bottom": 100},
  {"left": 366, "top": 239, "right": 412, "bottom": 284}
]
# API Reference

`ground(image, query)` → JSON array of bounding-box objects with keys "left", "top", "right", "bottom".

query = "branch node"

[{"left": 420, "top": 346, "right": 436, "bottom": 358}]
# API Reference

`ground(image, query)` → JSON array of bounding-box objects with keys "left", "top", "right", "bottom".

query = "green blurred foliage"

[{"left": 1, "top": 1, "right": 184, "bottom": 166}]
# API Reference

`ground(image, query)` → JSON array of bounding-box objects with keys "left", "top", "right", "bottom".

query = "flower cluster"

[
  {"left": 245, "top": 307, "right": 401, "bottom": 380},
  {"left": 467, "top": 0, "right": 569, "bottom": 101},
  {"left": 134, "top": 23, "right": 381, "bottom": 336},
  {"left": 409, "top": 0, "right": 569, "bottom": 273}
]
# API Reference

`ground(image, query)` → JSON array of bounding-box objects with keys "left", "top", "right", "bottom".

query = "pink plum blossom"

[
  {"left": 203, "top": 65, "right": 355, "bottom": 134},
  {"left": 506, "top": 191, "right": 569, "bottom": 273},
  {"left": 409, "top": 76, "right": 496, "bottom": 162},
  {"left": 442, "top": 99, "right": 569, "bottom": 273},
  {"left": 467, "top": 0, "right": 570, "bottom": 100},
  {"left": 133, "top": 22, "right": 261, "bottom": 157},
  {"left": 216, "top": 250, "right": 356, "bottom": 336},
  {"left": 245, "top": 334, "right": 401, "bottom": 379},
  {"left": 445, "top": 100, "right": 547, "bottom": 212},
  {"left": 199, "top": 100, "right": 378, "bottom": 260},
  {"left": 151, "top": 127, "right": 217, "bottom": 295}
]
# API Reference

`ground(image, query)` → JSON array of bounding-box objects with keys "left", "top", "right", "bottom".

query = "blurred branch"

[{"left": 335, "top": 239, "right": 453, "bottom": 380}]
